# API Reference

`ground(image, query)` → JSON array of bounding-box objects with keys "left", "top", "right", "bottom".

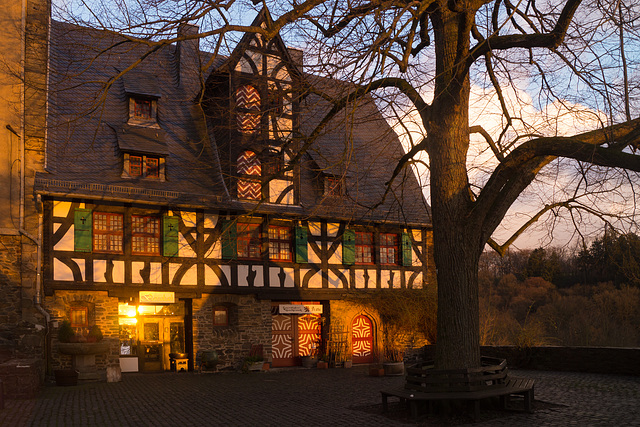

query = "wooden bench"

[{"left": 381, "top": 358, "right": 535, "bottom": 420}]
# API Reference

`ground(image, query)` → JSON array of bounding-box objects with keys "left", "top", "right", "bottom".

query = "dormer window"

[
  {"left": 129, "top": 96, "right": 158, "bottom": 126},
  {"left": 128, "top": 154, "right": 161, "bottom": 179},
  {"left": 133, "top": 98, "right": 153, "bottom": 120},
  {"left": 324, "top": 175, "right": 344, "bottom": 197}
]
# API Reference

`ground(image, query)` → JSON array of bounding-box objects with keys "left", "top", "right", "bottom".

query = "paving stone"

[{"left": 1, "top": 367, "right": 639, "bottom": 426}]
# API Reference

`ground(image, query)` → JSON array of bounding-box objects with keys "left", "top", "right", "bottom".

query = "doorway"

[
  {"left": 352, "top": 315, "right": 374, "bottom": 364},
  {"left": 137, "top": 303, "right": 185, "bottom": 371}
]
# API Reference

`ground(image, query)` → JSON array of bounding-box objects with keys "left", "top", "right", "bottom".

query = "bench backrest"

[{"left": 405, "top": 357, "right": 509, "bottom": 393}]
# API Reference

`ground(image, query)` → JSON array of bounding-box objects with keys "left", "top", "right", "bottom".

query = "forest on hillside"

[{"left": 479, "top": 231, "right": 640, "bottom": 348}]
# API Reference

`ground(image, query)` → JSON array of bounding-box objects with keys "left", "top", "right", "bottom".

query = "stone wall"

[
  {"left": 421, "top": 345, "right": 640, "bottom": 376},
  {"left": 0, "top": 359, "right": 43, "bottom": 399},
  {"left": 46, "top": 291, "right": 120, "bottom": 372},
  {"left": 0, "top": 236, "right": 22, "bottom": 327},
  {"left": 329, "top": 300, "right": 383, "bottom": 359},
  {"left": 192, "top": 294, "right": 272, "bottom": 370}
]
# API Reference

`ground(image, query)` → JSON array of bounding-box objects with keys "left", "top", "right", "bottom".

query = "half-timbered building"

[{"left": 34, "top": 8, "right": 434, "bottom": 376}]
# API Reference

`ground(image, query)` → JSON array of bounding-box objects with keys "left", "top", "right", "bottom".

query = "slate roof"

[{"left": 36, "top": 20, "right": 431, "bottom": 227}]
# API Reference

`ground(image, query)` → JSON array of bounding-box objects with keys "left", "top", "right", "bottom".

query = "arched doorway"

[{"left": 351, "top": 315, "right": 374, "bottom": 364}]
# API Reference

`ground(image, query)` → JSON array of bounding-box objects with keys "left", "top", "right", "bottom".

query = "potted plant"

[
  {"left": 86, "top": 325, "right": 103, "bottom": 343},
  {"left": 382, "top": 341, "right": 405, "bottom": 376},
  {"left": 241, "top": 355, "right": 265, "bottom": 372}
]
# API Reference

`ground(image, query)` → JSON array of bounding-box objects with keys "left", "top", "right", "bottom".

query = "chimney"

[{"left": 176, "top": 23, "right": 200, "bottom": 87}]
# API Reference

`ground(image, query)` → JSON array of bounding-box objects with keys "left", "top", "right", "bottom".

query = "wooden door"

[
  {"left": 352, "top": 315, "right": 374, "bottom": 364},
  {"left": 298, "top": 314, "right": 321, "bottom": 357},
  {"left": 271, "top": 315, "right": 295, "bottom": 367}
]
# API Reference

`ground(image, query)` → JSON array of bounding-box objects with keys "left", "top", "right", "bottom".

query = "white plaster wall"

[
  {"left": 53, "top": 224, "right": 74, "bottom": 251},
  {"left": 269, "top": 267, "right": 294, "bottom": 287},
  {"left": 53, "top": 258, "right": 83, "bottom": 281},
  {"left": 238, "top": 265, "right": 264, "bottom": 287}
]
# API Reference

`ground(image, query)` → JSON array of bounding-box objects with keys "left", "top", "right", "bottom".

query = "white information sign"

[
  {"left": 279, "top": 304, "right": 323, "bottom": 314},
  {"left": 139, "top": 291, "right": 175, "bottom": 304}
]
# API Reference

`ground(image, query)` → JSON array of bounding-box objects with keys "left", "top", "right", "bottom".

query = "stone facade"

[
  {"left": 193, "top": 294, "right": 272, "bottom": 370},
  {"left": 47, "top": 291, "right": 120, "bottom": 372},
  {"left": 0, "top": 236, "right": 22, "bottom": 327}
]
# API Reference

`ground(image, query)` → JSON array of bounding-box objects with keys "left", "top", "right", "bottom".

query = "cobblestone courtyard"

[{"left": 2, "top": 366, "right": 640, "bottom": 426}]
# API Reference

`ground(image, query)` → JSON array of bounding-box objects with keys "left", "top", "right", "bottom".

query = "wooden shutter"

[
  {"left": 163, "top": 215, "right": 179, "bottom": 257},
  {"left": 401, "top": 232, "right": 412, "bottom": 266},
  {"left": 294, "top": 226, "right": 307, "bottom": 263},
  {"left": 343, "top": 229, "right": 355, "bottom": 265},
  {"left": 74, "top": 209, "right": 92, "bottom": 252},
  {"left": 221, "top": 219, "right": 237, "bottom": 260}
]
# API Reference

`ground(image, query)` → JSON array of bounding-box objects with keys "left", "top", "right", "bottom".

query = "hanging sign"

[
  {"left": 139, "top": 291, "right": 175, "bottom": 304},
  {"left": 279, "top": 304, "right": 323, "bottom": 314}
]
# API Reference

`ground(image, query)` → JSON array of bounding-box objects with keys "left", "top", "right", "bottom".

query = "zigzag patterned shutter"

[
  {"left": 237, "top": 150, "right": 262, "bottom": 200},
  {"left": 401, "top": 232, "right": 412, "bottom": 266},
  {"left": 163, "top": 216, "right": 179, "bottom": 257},
  {"left": 74, "top": 208, "right": 92, "bottom": 252},
  {"left": 343, "top": 229, "right": 355, "bottom": 265},
  {"left": 221, "top": 219, "right": 237, "bottom": 260},
  {"left": 236, "top": 85, "right": 261, "bottom": 134},
  {"left": 294, "top": 226, "right": 307, "bottom": 263}
]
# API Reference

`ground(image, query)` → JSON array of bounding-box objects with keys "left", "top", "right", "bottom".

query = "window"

[
  {"left": 324, "top": 176, "right": 343, "bottom": 197},
  {"left": 237, "top": 223, "right": 261, "bottom": 260},
  {"left": 380, "top": 233, "right": 398, "bottom": 265},
  {"left": 269, "top": 226, "right": 292, "bottom": 261},
  {"left": 93, "top": 212, "right": 123, "bottom": 253},
  {"left": 70, "top": 307, "right": 88, "bottom": 328},
  {"left": 130, "top": 155, "right": 143, "bottom": 176},
  {"left": 133, "top": 98, "right": 152, "bottom": 119},
  {"left": 236, "top": 85, "right": 261, "bottom": 134},
  {"left": 128, "top": 154, "right": 160, "bottom": 179},
  {"left": 213, "top": 306, "right": 229, "bottom": 326},
  {"left": 146, "top": 157, "right": 159, "bottom": 178},
  {"left": 355, "top": 231, "right": 374, "bottom": 264},
  {"left": 132, "top": 216, "right": 160, "bottom": 255},
  {"left": 237, "top": 150, "right": 262, "bottom": 200}
]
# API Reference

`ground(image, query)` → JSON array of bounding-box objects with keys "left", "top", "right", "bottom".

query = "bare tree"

[{"left": 55, "top": 0, "right": 640, "bottom": 370}]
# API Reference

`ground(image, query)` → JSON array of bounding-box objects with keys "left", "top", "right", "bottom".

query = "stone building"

[{"left": 1, "top": 2, "right": 435, "bottom": 383}]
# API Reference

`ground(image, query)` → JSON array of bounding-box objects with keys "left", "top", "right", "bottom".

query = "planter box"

[
  {"left": 317, "top": 361, "right": 329, "bottom": 369},
  {"left": 383, "top": 361, "right": 405, "bottom": 376}
]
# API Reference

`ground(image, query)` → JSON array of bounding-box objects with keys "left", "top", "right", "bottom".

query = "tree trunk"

[{"left": 428, "top": 6, "right": 482, "bottom": 370}]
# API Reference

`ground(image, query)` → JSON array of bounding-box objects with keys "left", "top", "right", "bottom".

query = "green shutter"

[
  {"left": 74, "top": 209, "right": 92, "bottom": 252},
  {"left": 163, "top": 215, "right": 179, "bottom": 257},
  {"left": 294, "top": 226, "right": 308, "bottom": 263},
  {"left": 343, "top": 229, "right": 355, "bottom": 265},
  {"left": 221, "top": 219, "right": 237, "bottom": 260},
  {"left": 401, "top": 232, "right": 412, "bottom": 266}
]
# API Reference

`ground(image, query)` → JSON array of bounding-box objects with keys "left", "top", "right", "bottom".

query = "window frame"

[
  {"left": 237, "top": 222, "right": 262, "bottom": 260},
  {"left": 93, "top": 212, "right": 124, "bottom": 254},
  {"left": 133, "top": 98, "right": 152, "bottom": 119},
  {"left": 268, "top": 225, "right": 292, "bottom": 262},
  {"left": 131, "top": 215, "right": 161, "bottom": 255},
  {"left": 355, "top": 231, "right": 374, "bottom": 265},
  {"left": 379, "top": 233, "right": 399, "bottom": 265},
  {"left": 128, "top": 96, "right": 157, "bottom": 125},
  {"left": 212, "top": 306, "right": 229, "bottom": 327},
  {"left": 126, "top": 153, "right": 161, "bottom": 179},
  {"left": 324, "top": 175, "right": 343, "bottom": 197},
  {"left": 69, "top": 306, "right": 88, "bottom": 328}
]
